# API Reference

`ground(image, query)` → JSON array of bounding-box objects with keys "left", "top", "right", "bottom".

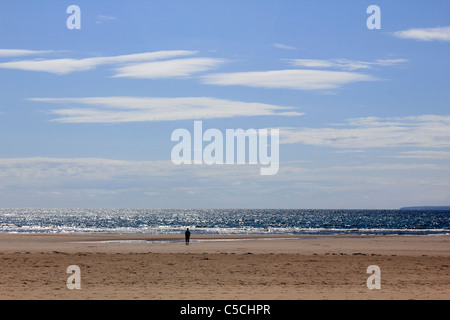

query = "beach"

[{"left": 0, "top": 234, "right": 449, "bottom": 300}]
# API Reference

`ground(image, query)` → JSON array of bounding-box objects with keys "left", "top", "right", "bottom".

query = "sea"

[{"left": 0, "top": 208, "right": 449, "bottom": 236}]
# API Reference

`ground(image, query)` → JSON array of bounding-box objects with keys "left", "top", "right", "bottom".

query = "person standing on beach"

[{"left": 185, "top": 228, "right": 191, "bottom": 246}]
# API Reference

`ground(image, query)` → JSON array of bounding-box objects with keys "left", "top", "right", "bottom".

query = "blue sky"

[{"left": 0, "top": 0, "right": 449, "bottom": 208}]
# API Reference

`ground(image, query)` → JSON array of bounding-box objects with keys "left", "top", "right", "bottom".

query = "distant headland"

[{"left": 400, "top": 206, "right": 450, "bottom": 210}]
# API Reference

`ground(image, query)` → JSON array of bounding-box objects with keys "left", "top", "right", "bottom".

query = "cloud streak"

[
  {"left": 272, "top": 43, "right": 296, "bottom": 50},
  {"left": 112, "top": 57, "right": 227, "bottom": 79},
  {"left": 286, "top": 58, "right": 407, "bottom": 71},
  {"left": 1, "top": 49, "right": 404, "bottom": 93},
  {"left": 201, "top": 56, "right": 407, "bottom": 91},
  {"left": 393, "top": 26, "right": 450, "bottom": 41},
  {"left": 392, "top": 151, "right": 450, "bottom": 160},
  {"left": 279, "top": 115, "right": 450, "bottom": 149},
  {"left": 29, "top": 96, "right": 303, "bottom": 123},
  {"left": 96, "top": 15, "right": 117, "bottom": 24},
  {"left": 1, "top": 156, "right": 449, "bottom": 209},
  {"left": 0, "top": 49, "right": 53, "bottom": 57},
  {"left": 202, "top": 69, "right": 376, "bottom": 91},
  {"left": 0, "top": 50, "right": 197, "bottom": 75}
]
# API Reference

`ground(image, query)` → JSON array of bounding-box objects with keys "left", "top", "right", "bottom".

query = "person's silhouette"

[{"left": 185, "top": 228, "right": 191, "bottom": 246}]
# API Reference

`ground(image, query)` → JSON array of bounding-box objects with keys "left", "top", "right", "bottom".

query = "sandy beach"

[{"left": 0, "top": 233, "right": 449, "bottom": 300}]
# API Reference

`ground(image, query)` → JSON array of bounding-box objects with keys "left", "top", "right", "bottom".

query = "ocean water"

[{"left": 0, "top": 208, "right": 449, "bottom": 235}]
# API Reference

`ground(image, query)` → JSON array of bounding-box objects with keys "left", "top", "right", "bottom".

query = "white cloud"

[
  {"left": 96, "top": 15, "right": 117, "bottom": 24},
  {"left": 272, "top": 43, "right": 296, "bottom": 50},
  {"left": 286, "top": 59, "right": 337, "bottom": 69},
  {"left": 328, "top": 163, "right": 450, "bottom": 172},
  {"left": 2, "top": 156, "right": 449, "bottom": 209},
  {"left": 202, "top": 69, "right": 376, "bottom": 91},
  {"left": 202, "top": 57, "right": 406, "bottom": 91},
  {"left": 0, "top": 50, "right": 196, "bottom": 75},
  {"left": 0, "top": 49, "right": 52, "bottom": 57},
  {"left": 0, "top": 157, "right": 172, "bottom": 180},
  {"left": 373, "top": 59, "right": 409, "bottom": 66},
  {"left": 112, "top": 57, "right": 227, "bottom": 79},
  {"left": 0, "top": 157, "right": 267, "bottom": 189},
  {"left": 286, "top": 58, "right": 407, "bottom": 71},
  {"left": 279, "top": 115, "right": 450, "bottom": 149},
  {"left": 392, "top": 151, "right": 450, "bottom": 160},
  {"left": 393, "top": 26, "right": 450, "bottom": 41},
  {"left": 29, "top": 96, "right": 303, "bottom": 123}
]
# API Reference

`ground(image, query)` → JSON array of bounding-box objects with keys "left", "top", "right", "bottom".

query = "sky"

[{"left": 0, "top": 0, "right": 449, "bottom": 209}]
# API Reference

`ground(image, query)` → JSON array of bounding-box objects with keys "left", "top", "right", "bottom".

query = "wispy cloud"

[
  {"left": 286, "top": 58, "right": 407, "bottom": 71},
  {"left": 328, "top": 163, "right": 450, "bottom": 172},
  {"left": 393, "top": 26, "right": 450, "bottom": 41},
  {"left": 0, "top": 49, "right": 53, "bottom": 57},
  {"left": 0, "top": 157, "right": 268, "bottom": 198},
  {"left": 0, "top": 50, "right": 196, "bottom": 75},
  {"left": 0, "top": 157, "right": 172, "bottom": 180},
  {"left": 279, "top": 115, "right": 450, "bottom": 149},
  {"left": 202, "top": 69, "right": 376, "bottom": 91},
  {"left": 2, "top": 156, "right": 449, "bottom": 209},
  {"left": 272, "top": 43, "right": 296, "bottom": 50},
  {"left": 201, "top": 55, "right": 407, "bottom": 91},
  {"left": 29, "top": 96, "right": 303, "bottom": 123},
  {"left": 392, "top": 151, "right": 450, "bottom": 160},
  {"left": 112, "top": 57, "right": 227, "bottom": 79},
  {"left": 96, "top": 14, "right": 117, "bottom": 24}
]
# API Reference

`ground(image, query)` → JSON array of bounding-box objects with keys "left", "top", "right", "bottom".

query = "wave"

[
  {"left": 1, "top": 208, "right": 448, "bottom": 235},
  {"left": 1, "top": 225, "right": 448, "bottom": 236}
]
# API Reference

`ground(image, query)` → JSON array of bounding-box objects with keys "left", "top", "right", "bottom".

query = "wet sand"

[{"left": 0, "top": 234, "right": 449, "bottom": 300}]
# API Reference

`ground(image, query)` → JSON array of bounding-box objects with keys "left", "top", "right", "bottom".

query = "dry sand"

[{"left": 0, "top": 234, "right": 449, "bottom": 300}]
